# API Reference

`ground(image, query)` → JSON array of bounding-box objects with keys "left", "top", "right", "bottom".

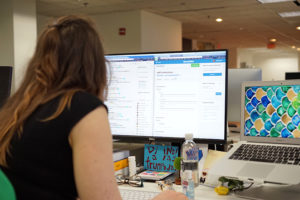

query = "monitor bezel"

[
  {"left": 105, "top": 49, "right": 228, "bottom": 144},
  {"left": 0, "top": 66, "right": 13, "bottom": 108},
  {"left": 285, "top": 72, "right": 300, "bottom": 80}
]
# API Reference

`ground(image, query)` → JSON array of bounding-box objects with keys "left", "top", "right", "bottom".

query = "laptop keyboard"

[{"left": 229, "top": 144, "right": 300, "bottom": 165}]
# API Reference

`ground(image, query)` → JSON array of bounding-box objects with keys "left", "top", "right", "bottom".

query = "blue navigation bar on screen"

[{"left": 154, "top": 59, "right": 225, "bottom": 64}]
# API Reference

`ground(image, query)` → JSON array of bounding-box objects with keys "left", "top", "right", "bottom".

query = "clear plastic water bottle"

[
  {"left": 186, "top": 170, "right": 195, "bottom": 200},
  {"left": 181, "top": 133, "right": 199, "bottom": 191}
]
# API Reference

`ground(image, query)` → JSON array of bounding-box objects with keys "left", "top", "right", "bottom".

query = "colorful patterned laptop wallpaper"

[{"left": 244, "top": 85, "right": 300, "bottom": 138}]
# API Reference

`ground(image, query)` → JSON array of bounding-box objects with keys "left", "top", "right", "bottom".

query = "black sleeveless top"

[{"left": 1, "top": 92, "right": 106, "bottom": 200}]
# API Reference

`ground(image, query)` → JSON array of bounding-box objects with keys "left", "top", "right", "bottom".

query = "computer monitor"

[
  {"left": 0, "top": 66, "right": 13, "bottom": 109},
  {"left": 227, "top": 68, "right": 262, "bottom": 122},
  {"left": 105, "top": 50, "right": 228, "bottom": 143},
  {"left": 285, "top": 72, "right": 300, "bottom": 80}
]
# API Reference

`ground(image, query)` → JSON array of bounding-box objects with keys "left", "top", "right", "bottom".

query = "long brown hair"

[{"left": 0, "top": 15, "right": 107, "bottom": 166}]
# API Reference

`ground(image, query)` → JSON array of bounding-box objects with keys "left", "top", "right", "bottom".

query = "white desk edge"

[{"left": 118, "top": 182, "right": 245, "bottom": 200}]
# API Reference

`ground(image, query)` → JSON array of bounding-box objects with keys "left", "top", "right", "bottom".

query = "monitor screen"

[
  {"left": 228, "top": 68, "right": 262, "bottom": 122},
  {"left": 0, "top": 66, "right": 13, "bottom": 109},
  {"left": 241, "top": 80, "right": 300, "bottom": 145},
  {"left": 105, "top": 50, "right": 227, "bottom": 143},
  {"left": 285, "top": 72, "right": 300, "bottom": 80}
]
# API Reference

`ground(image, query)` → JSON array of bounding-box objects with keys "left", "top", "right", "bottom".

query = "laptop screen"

[{"left": 243, "top": 84, "right": 300, "bottom": 139}]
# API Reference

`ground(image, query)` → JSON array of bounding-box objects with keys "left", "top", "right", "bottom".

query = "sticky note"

[{"left": 144, "top": 144, "right": 179, "bottom": 172}]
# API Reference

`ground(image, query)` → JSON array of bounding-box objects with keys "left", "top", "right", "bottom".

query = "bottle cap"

[{"left": 185, "top": 133, "right": 193, "bottom": 140}]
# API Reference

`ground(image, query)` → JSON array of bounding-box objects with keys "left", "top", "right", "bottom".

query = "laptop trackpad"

[{"left": 237, "top": 163, "right": 275, "bottom": 178}]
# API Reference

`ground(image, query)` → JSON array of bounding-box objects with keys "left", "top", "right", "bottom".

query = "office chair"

[{"left": 0, "top": 169, "right": 16, "bottom": 200}]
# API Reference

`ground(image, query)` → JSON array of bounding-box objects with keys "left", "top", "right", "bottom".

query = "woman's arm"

[
  {"left": 69, "top": 106, "right": 188, "bottom": 200},
  {"left": 69, "top": 106, "right": 122, "bottom": 200}
]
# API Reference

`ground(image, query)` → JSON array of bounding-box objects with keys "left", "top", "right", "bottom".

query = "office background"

[{"left": 0, "top": 0, "right": 300, "bottom": 94}]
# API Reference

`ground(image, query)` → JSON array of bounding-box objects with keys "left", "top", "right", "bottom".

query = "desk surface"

[{"left": 119, "top": 182, "right": 244, "bottom": 200}]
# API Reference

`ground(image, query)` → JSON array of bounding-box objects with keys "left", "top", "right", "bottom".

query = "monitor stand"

[{"left": 147, "top": 137, "right": 172, "bottom": 146}]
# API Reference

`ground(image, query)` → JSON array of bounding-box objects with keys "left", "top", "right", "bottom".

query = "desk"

[{"left": 119, "top": 182, "right": 245, "bottom": 200}]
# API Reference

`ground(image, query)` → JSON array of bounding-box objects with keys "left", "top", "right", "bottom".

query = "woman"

[{"left": 0, "top": 16, "right": 187, "bottom": 200}]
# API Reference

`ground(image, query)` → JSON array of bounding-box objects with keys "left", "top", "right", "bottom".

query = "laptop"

[{"left": 209, "top": 80, "right": 300, "bottom": 185}]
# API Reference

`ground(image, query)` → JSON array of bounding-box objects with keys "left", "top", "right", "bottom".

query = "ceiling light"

[
  {"left": 297, "top": 48, "right": 300, "bottom": 51},
  {"left": 278, "top": 11, "right": 300, "bottom": 18},
  {"left": 269, "top": 38, "right": 277, "bottom": 42},
  {"left": 257, "top": 0, "right": 293, "bottom": 3},
  {"left": 297, "top": 26, "right": 300, "bottom": 30},
  {"left": 216, "top": 18, "right": 223, "bottom": 22},
  {"left": 292, "top": 45, "right": 296, "bottom": 49}
]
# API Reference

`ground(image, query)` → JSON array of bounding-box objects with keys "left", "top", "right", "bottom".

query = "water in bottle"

[
  {"left": 186, "top": 170, "right": 195, "bottom": 200},
  {"left": 181, "top": 133, "right": 199, "bottom": 189}
]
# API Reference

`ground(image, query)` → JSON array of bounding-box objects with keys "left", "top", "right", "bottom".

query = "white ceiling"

[{"left": 37, "top": 0, "right": 300, "bottom": 49}]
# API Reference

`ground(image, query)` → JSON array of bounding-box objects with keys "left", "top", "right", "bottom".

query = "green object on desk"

[
  {"left": 0, "top": 169, "right": 16, "bottom": 200},
  {"left": 218, "top": 176, "right": 244, "bottom": 191},
  {"left": 173, "top": 157, "right": 182, "bottom": 170}
]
